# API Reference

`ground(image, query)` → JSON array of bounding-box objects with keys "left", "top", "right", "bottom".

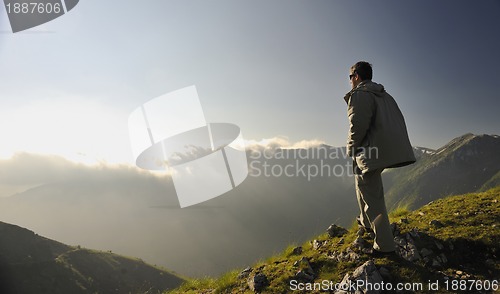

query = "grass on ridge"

[{"left": 167, "top": 187, "right": 500, "bottom": 294}]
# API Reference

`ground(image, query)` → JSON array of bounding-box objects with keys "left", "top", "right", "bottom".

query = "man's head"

[{"left": 349, "top": 61, "right": 372, "bottom": 89}]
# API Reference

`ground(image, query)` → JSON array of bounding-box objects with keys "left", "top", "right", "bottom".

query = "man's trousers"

[{"left": 354, "top": 162, "right": 395, "bottom": 252}]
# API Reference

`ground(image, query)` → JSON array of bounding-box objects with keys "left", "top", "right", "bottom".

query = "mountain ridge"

[
  {"left": 384, "top": 133, "right": 500, "bottom": 209},
  {"left": 0, "top": 221, "right": 184, "bottom": 294}
]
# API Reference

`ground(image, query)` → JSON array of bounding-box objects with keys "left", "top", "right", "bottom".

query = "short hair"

[{"left": 351, "top": 61, "right": 373, "bottom": 81}]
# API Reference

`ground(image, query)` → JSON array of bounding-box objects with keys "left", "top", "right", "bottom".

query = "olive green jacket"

[{"left": 344, "top": 80, "right": 416, "bottom": 173}]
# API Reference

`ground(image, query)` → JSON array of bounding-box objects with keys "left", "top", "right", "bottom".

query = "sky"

[{"left": 0, "top": 0, "right": 499, "bottom": 165}]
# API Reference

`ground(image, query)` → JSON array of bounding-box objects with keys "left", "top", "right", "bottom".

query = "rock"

[
  {"left": 420, "top": 248, "right": 433, "bottom": 257},
  {"left": 327, "top": 224, "right": 348, "bottom": 238},
  {"left": 453, "top": 270, "right": 472, "bottom": 280},
  {"left": 395, "top": 234, "right": 421, "bottom": 262},
  {"left": 439, "top": 253, "right": 448, "bottom": 264},
  {"left": 408, "top": 228, "right": 420, "bottom": 239},
  {"left": 418, "top": 212, "right": 425, "bottom": 216},
  {"left": 296, "top": 269, "right": 314, "bottom": 282},
  {"left": 357, "top": 227, "right": 375, "bottom": 239},
  {"left": 394, "top": 235, "right": 406, "bottom": 247},
  {"left": 431, "top": 258, "right": 442, "bottom": 268},
  {"left": 248, "top": 273, "right": 268, "bottom": 292},
  {"left": 328, "top": 249, "right": 361, "bottom": 263},
  {"left": 361, "top": 248, "right": 373, "bottom": 254},
  {"left": 435, "top": 241, "right": 444, "bottom": 250},
  {"left": 294, "top": 257, "right": 310, "bottom": 267},
  {"left": 291, "top": 246, "right": 302, "bottom": 255},
  {"left": 312, "top": 239, "right": 325, "bottom": 250},
  {"left": 399, "top": 218, "right": 409, "bottom": 224},
  {"left": 335, "top": 274, "right": 351, "bottom": 294},
  {"left": 356, "top": 227, "right": 365, "bottom": 237},
  {"left": 238, "top": 267, "right": 252, "bottom": 279},
  {"left": 351, "top": 236, "right": 370, "bottom": 251},
  {"left": 378, "top": 266, "right": 391, "bottom": 279},
  {"left": 391, "top": 223, "right": 400, "bottom": 236},
  {"left": 334, "top": 260, "right": 383, "bottom": 294},
  {"left": 293, "top": 257, "right": 314, "bottom": 277},
  {"left": 327, "top": 251, "right": 339, "bottom": 259},
  {"left": 294, "top": 257, "right": 309, "bottom": 267},
  {"left": 429, "top": 220, "right": 444, "bottom": 228}
]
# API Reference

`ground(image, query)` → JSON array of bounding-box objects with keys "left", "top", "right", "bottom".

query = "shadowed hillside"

[
  {"left": 384, "top": 133, "right": 500, "bottom": 209},
  {"left": 0, "top": 222, "right": 184, "bottom": 294}
]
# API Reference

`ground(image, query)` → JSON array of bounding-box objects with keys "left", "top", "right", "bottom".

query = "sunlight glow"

[{"left": 0, "top": 94, "right": 132, "bottom": 165}]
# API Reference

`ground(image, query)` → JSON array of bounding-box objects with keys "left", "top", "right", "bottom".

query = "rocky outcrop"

[
  {"left": 327, "top": 224, "right": 348, "bottom": 238},
  {"left": 247, "top": 273, "right": 268, "bottom": 292},
  {"left": 335, "top": 260, "right": 384, "bottom": 294}
]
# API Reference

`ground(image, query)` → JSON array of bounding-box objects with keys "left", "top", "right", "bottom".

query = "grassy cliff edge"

[{"left": 168, "top": 187, "right": 500, "bottom": 293}]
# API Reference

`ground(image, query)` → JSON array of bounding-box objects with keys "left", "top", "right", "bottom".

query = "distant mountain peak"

[
  {"left": 434, "top": 133, "right": 498, "bottom": 157},
  {"left": 385, "top": 133, "right": 500, "bottom": 209},
  {"left": 412, "top": 146, "right": 436, "bottom": 159}
]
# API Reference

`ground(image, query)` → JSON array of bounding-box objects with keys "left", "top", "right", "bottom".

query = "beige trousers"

[{"left": 354, "top": 161, "right": 395, "bottom": 252}]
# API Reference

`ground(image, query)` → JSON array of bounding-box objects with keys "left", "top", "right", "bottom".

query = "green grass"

[
  {"left": 167, "top": 187, "right": 500, "bottom": 294},
  {"left": 171, "top": 270, "right": 240, "bottom": 294},
  {"left": 396, "top": 187, "right": 500, "bottom": 246},
  {"left": 388, "top": 203, "right": 411, "bottom": 221}
]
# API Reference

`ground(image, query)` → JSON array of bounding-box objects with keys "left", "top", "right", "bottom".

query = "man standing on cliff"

[{"left": 344, "top": 61, "right": 416, "bottom": 254}]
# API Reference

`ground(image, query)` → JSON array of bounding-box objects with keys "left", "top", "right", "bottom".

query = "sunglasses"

[{"left": 349, "top": 73, "right": 356, "bottom": 80}]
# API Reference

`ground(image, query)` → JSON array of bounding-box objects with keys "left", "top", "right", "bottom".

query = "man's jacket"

[{"left": 344, "top": 80, "right": 416, "bottom": 173}]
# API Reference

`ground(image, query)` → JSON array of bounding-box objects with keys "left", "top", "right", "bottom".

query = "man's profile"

[{"left": 343, "top": 61, "right": 416, "bottom": 254}]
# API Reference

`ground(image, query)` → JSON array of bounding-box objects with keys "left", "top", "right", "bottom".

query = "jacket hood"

[
  {"left": 343, "top": 81, "right": 386, "bottom": 103},
  {"left": 356, "top": 81, "right": 385, "bottom": 95}
]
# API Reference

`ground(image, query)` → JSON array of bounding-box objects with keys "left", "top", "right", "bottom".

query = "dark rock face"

[{"left": 247, "top": 273, "right": 269, "bottom": 292}]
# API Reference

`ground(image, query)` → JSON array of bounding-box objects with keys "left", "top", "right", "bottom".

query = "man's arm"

[{"left": 346, "top": 91, "right": 374, "bottom": 157}]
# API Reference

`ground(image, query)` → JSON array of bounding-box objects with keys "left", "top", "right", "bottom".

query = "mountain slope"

[
  {"left": 0, "top": 222, "right": 184, "bottom": 294},
  {"left": 0, "top": 133, "right": 497, "bottom": 278},
  {"left": 0, "top": 148, "right": 358, "bottom": 277},
  {"left": 384, "top": 133, "right": 500, "bottom": 209},
  {"left": 480, "top": 170, "right": 500, "bottom": 192},
  {"left": 168, "top": 186, "right": 500, "bottom": 293}
]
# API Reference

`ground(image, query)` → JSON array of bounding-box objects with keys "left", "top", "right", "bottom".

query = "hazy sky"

[{"left": 1, "top": 0, "right": 499, "bottom": 164}]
